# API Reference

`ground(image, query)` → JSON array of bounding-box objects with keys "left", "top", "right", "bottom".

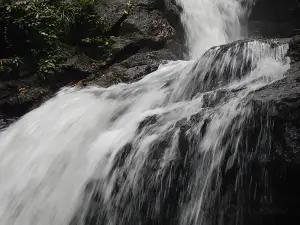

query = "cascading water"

[
  {"left": 177, "top": 0, "right": 256, "bottom": 59},
  {"left": 0, "top": 1, "right": 291, "bottom": 225}
]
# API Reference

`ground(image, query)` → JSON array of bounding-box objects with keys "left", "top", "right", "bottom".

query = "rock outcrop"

[
  {"left": 239, "top": 35, "right": 300, "bottom": 225},
  {"left": 0, "top": 0, "right": 184, "bottom": 122},
  {"left": 1, "top": 1, "right": 300, "bottom": 224},
  {"left": 69, "top": 36, "right": 300, "bottom": 225},
  {"left": 212, "top": 35, "right": 300, "bottom": 225}
]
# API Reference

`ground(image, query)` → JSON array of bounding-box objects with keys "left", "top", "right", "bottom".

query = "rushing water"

[
  {"left": 177, "top": 0, "right": 256, "bottom": 59},
  {"left": 0, "top": 0, "right": 291, "bottom": 225}
]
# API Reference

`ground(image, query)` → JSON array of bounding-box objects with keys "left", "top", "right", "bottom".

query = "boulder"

[{"left": 92, "top": 49, "right": 178, "bottom": 86}]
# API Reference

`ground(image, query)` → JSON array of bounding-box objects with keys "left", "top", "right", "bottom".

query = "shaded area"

[{"left": 249, "top": 0, "right": 300, "bottom": 37}]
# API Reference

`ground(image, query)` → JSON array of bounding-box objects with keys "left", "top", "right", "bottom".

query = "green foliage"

[
  {"left": 0, "top": 0, "right": 107, "bottom": 79},
  {"left": 37, "top": 59, "right": 58, "bottom": 79},
  {"left": 2, "top": 1, "right": 62, "bottom": 56},
  {"left": 0, "top": 57, "right": 23, "bottom": 73}
]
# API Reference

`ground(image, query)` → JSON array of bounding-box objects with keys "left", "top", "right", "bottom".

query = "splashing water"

[
  {"left": 177, "top": 0, "right": 255, "bottom": 59},
  {"left": 0, "top": 1, "right": 291, "bottom": 225}
]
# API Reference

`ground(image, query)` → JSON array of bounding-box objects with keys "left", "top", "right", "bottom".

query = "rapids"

[{"left": 0, "top": 0, "right": 291, "bottom": 225}]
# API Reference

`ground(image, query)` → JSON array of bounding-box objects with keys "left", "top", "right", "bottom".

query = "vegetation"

[{"left": 0, "top": 0, "right": 109, "bottom": 79}]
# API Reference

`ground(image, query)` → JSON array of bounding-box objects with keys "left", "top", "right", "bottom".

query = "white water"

[
  {"left": 0, "top": 1, "right": 290, "bottom": 225},
  {"left": 177, "top": 0, "right": 255, "bottom": 59}
]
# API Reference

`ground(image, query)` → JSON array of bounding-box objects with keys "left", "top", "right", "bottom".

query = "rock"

[
  {"left": 118, "top": 49, "right": 177, "bottom": 68},
  {"left": 242, "top": 69, "right": 300, "bottom": 224},
  {"left": 0, "top": 84, "right": 51, "bottom": 118},
  {"left": 55, "top": 0, "right": 184, "bottom": 89},
  {"left": 60, "top": 54, "right": 102, "bottom": 76},
  {"left": 119, "top": 8, "right": 175, "bottom": 41},
  {"left": 287, "top": 35, "right": 300, "bottom": 64},
  {"left": 101, "top": 0, "right": 183, "bottom": 63},
  {"left": 249, "top": 0, "right": 300, "bottom": 38},
  {"left": 250, "top": 0, "right": 300, "bottom": 22},
  {"left": 68, "top": 36, "right": 300, "bottom": 225},
  {"left": 0, "top": 53, "right": 102, "bottom": 120},
  {"left": 0, "top": 0, "right": 184, "bottom": 120},
  {"left": 92, "top": 49, "right": 177, "bottom": 86},
  {"left": 212, "top": 62, "right": 300, "bottom": 225},
  {"left": 96, "top": 0, "right": 129, "bottom": 33}
]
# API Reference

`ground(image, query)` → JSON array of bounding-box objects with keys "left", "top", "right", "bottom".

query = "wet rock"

[
  {"left": 218, "top": 67, "right": 300, "bottom": 225},
  {"left": 70, "top": 36, "right": 300, "bottom": 225},
  {"left": 287, "top": 35, "right": 300, "bottom": 64}
]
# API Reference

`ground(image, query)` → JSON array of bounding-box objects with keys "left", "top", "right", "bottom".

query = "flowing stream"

[{"left": 0, "top": 0, "right": 291, "bottom": 225}]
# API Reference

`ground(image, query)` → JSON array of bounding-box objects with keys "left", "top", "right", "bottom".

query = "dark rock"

[
  {"left": 249, "top": 0, "right": 300, "bottom": 38},
  {"left": 287, "top": 35, "right": 300, "bottom": 64},
  {"left": 0, "top": 53, "right": 102, "bottom": 119},
  {"left": 117, "top": 48, "right": 178, "bottom": 68},
  {"left": 0, "top": 0, "right": 184, "bottom": 120},
  {"left": 137, "top": 114, "right": 158, "bottom": 132},
  {"left": 96, "top": 0, "right": 129, "bottom": 34},
  {"left": 92, "top": 49, "right": 178, "bottom": 86},
  {"left": 119, "top": 8, "right": 175, "bottom": 41},
  {"left": 250, "top": 0, "right": 300, "bottom": 22},
  {"left": 60, "top": 54, "right": 102, "bottom": 76},
  {"left": 0, "top": 85, "right": 51, "bottom": 118},
  {"left": 218, "top": 67, "right": 300, "bottom": 225},
  {"left": 64, "top": 0, "right": 184, "bottom": 88},
  {"left": 105, "top": 34, "right": 166, "bottom": 64}
]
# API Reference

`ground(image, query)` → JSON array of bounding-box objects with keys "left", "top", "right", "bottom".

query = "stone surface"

[
  {"left": 1, "top": 1, "right": 300, "bottom": 224},
  {"left": 0, "top": 0, "right": 184, "bottom": 120},
  {"left": 69, "top": 37, "right": 300, "bottom": 225},
  {"left": 213, "top": 40, "right": 300, "bottom": 224},
  {"left": 92, "top": 49, "right": 178, "bottom": 86}
]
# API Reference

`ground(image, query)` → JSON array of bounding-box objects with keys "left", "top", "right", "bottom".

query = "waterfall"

[
  {"left": 0, "top": 1, "right": 290, "bottom": 225},
  {"left": 177, "top": 0, "right": 256, "bottom": 59}
]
